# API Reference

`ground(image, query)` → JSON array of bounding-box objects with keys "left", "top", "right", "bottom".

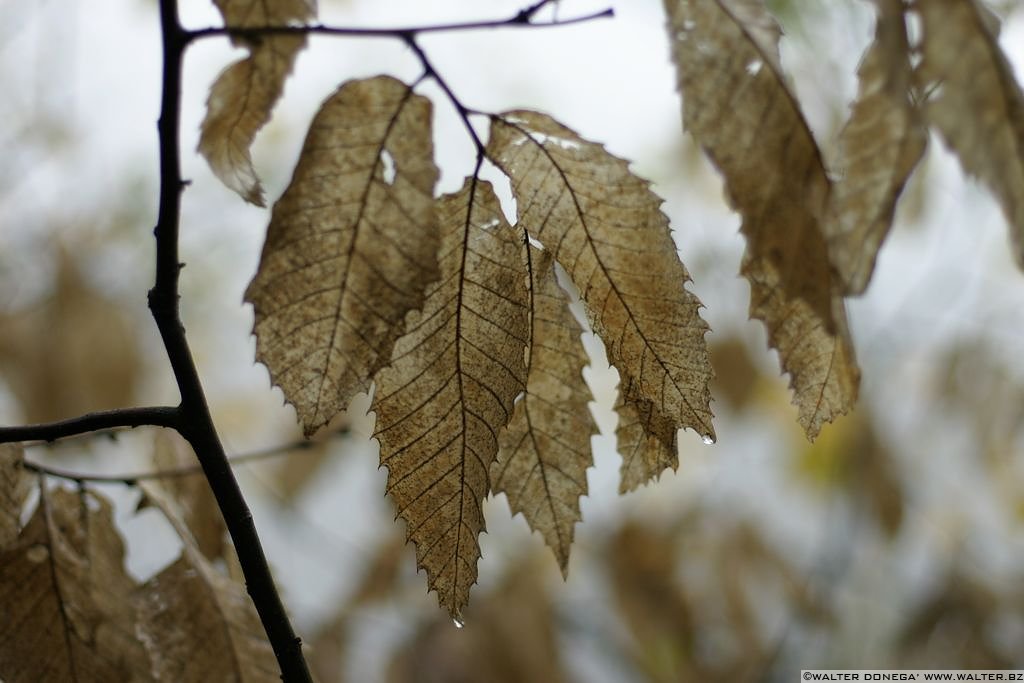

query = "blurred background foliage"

[{"left": 3, "top": 0, "right": 1024, "bottom": 680}]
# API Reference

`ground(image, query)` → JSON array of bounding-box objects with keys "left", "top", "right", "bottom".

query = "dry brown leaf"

[
  {"left": 664, "top": 0, "right": 860, "bottom": 439},
  {"left": 135, "top": 482, "right": 279, "bottom": 682},
  {"left": 372, "top": 178, "right": 529, "bottom": 619},
  {"left": 0, "top": 487, "right": 148, "bottom": 682},
  {"left": 0, "top": 443, "right": 28, "bottom": 549},
  {"left": 152, "top": 429, "right": 227, "bottom": 560},
  {"left": 917, "top": 0, "right": 1024, "bottom": 268},
  {"left": 199, "top": 0, "right": 316, "bottom": 205},
  {"left": 825, "top": 0, "right": 927, "bottom": 294},
  {"left": 487, "top": 111, "right": 715, "bottom": 445},
  {"left": 247, "top": 76, "right": 440, "bottom": 436},
  {"left": 615, "top": 390, "right": 679, "bottom": 493},
  {"left": 492, "top": 248, "right": 596, "bottom": 576}
]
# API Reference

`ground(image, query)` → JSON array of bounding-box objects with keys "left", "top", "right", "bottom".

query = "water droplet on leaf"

[{"left": 701, "top": 434, "right": 715, "bottom": 445}]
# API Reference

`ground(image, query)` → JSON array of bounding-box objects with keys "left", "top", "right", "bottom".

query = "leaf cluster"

[{"left": 193, "top": 0, "right": 1024, "bottom": 618}]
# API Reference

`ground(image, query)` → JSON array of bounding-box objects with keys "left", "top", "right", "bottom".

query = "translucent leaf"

[
  {"left": 372, "top": 179, "right": 529, "bottom": 618},
  {"left": 826, "top": 0, "right": 927, "bottom": 294},
  {"left": 487, "top": 111, "right": 715, "bottom": 445},
  {"left": 917, "top": 0, "right": 1024, "bottom": 268},
  {"left": 664, "top": 0, "right": 860, "bottom": 439},
  {"left": 615, "top": 390, "right": 679, "bottom": 493},
  {"left": 0, "top": 487, "right": 148, "bottom": 682},
  {"left": 247, "top": 76, "right": 440, "bottom": 436},
  {"left": 492, "top": 248, "right": 596, "bottom": 576},
  {"left": 136, "top": 482, "right": 278, "bottom": 682},
  {"left": 198, "top": 0, "right": 316, "bottom": 205},
  {"left": 0, "top": 443, "right": 28, "bottom": 549}
]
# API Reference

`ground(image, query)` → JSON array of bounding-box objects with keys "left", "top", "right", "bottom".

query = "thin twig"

[
  {"left": 152, "top": 0, "right": 312, "bottom": 679},
  {"left": 403, "top": 36, "right": 486, "bottom": 157},
  {"left": 186, "top": 7, "right": 614, "bottom": 43},
  {"left": 22, "top": 433, "right": 342, "bottom": 485},
  {"left": 0, "top": 406, "right": 180, "bottom": 444}
]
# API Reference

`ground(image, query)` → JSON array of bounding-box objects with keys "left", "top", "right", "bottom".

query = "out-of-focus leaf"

[
  {"left": 199, "top": 0, "right": 316, "bottom": 205},
  {"left": 825, "top": 0, "right": 927, "bottom": 294},
  {"left": 917, "top": 0, "right": 1024, "bottom": 269},
  {"left": 899, "top": 572, "right": 1013, "bottom": 668},
  {"left": 708, "top": 336, "right": 761, "bottom": 411},
  {"left": 271, "top": 439, "right": 334, "bottom": 502},
  {"left": 608, "top": 517, "right": 832, "bottom": 683},
  {"left": 247, "top": 76, "right": 440, "bottom": 436},
  {"left": 309, "top": 533, "right": 410, "bottom": 683},
  {"left": 487, "top": 111, "right": 715, "bottom": 446},
  {"left": 372, "top": 179, "right": 529, "bottom": 619},
  {"left": 0, "top": 487, "right": 148, "bottom": 682},
  {"left": 152, "top": 429, "right": 226, "bottom": 560},
  {"left": 135, "top": 482, "right": 279, "bottom": 682},
  {"left": 607, "top": 521, "right": 697, "bottom": 682},
  {"left": 0, "top": 443, "right": 28, "bottom": 549},
  {"left": 386, "top": 552, "right": 568, "bottom": 683},
  {"left": 615, "top": 390, "right": 678, "bottom": 493},
  {"left": 492, "top": 248, "right": 596, "bottom": 576},
  {"left": 0, "top": 247, "right": 140, "bottom": 425},
  {"left": 664, "top": 0, "right": 859, "bottom": 440},
  {"left": 794, "top": 410, "right": 903, "bottom": 537}
]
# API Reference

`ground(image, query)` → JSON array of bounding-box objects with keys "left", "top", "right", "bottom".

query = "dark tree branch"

[
  {"left": 0, "top": 407, "right": 180, "bottom": 444},
  {"left": 186, "top": 7, "right": 613, "bottom": 43},
  {"left": 151, "top": 0, "right": 311, "bottom": 680},
  {"left": 23, "top": 433, "right": 340, "bottom": 485}
]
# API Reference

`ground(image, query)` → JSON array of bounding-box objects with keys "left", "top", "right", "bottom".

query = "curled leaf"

[
  {"left": 826, "top": 0, "right": 928, "bottom": 294},
  {"left": 487, "top": 111, "right": 715, "bottom": 445},
  {"left": 199, "top": 0, "right": 316, "bottom": 205},
  {"left": 492, "top": 248, "right": 597, "bottom": 576},
  {"left": 917, "top": 0, "right": 1024, "bottom": 269},
  {"left": 372, "top": 179, "right": 529, "bottom": 618},
  {"left": 247, "top": 76, "right": 440, "bottom": 436},
  {"left": 664, "top": 0, "right": 860, "bottom": 439}
]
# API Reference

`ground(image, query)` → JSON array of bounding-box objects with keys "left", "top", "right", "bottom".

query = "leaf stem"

[
  {"left": 152, "top": 0, "right": 312, "bottom": 679},
  {"left": 186, "top": 7, "right": 614, "bottom": 44},
  {"left": 403, "top": 36, "right": 486, "bottom": 159}
]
